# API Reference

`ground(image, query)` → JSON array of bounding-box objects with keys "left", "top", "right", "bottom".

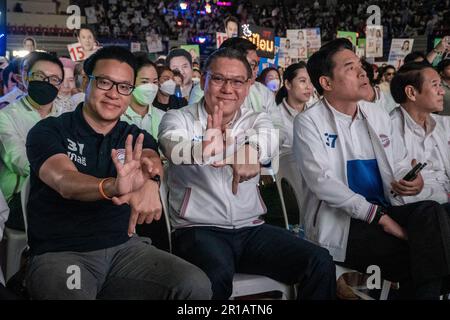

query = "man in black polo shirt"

[{"left": 24, "top": 46, "right": 212, "bottom": 300}]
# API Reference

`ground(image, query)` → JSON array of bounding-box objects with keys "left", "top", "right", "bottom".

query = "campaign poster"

[
  {"left": 216, "top": 32, "right": 228, "bottom": 49},
  {"left": 180, "top": 45, "right": 200, "bottom": 64},
  {"left": 286, "top": 29, "right": 308, "bottom": 59},
  {"left": 240, "top": 24, "right": 275, "bottom": 59},
  {"left": 365, "top": 25, "right": 383, "bottom": 58},
  {"left": 337, "top": 31, "right": 358, "bottom": 46},
  {"left": 388, "top": 39, "right": 414, "bottom": 69},
  {"left": 304, "top": 28, "right": 321, "bottom": 58},
  {"left": 146, "top": 34, "right": 163, "bottom": 53}
]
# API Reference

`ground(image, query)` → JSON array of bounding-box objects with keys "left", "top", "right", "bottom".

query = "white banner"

[
  {"left": 366, "top": 25, "right": 383, "bottom": 58},
  {"left": 388, "top": 39, "right": 414, "bottom": 69},
  {"left": 146, "top": 34, "right": 163, "bottom": 53}
]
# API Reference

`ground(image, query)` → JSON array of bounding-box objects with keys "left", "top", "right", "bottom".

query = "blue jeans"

[{"left": 172, "top": 223, "right": 336, "bottom": 300}]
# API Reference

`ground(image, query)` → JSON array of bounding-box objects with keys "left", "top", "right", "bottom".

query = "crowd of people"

[
  {"left": 0, "top": 1, "right": 450, "bottom": 301},
  {"left": 69, "top": 0, "right": 450, "bottom": 45}
]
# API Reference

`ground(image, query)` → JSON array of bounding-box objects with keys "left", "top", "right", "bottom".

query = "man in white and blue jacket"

[{"left": 294, "top": 39, "right": 450, "bottom": 299}]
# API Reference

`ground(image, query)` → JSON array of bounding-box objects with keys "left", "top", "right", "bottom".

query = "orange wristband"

[{"left": 99, "top": 178, "right": 113, "bottom": 200}]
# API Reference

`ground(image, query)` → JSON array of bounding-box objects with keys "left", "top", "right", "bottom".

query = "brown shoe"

[{"left": 337, "top": 276, "right": 359, "bottom": 300}]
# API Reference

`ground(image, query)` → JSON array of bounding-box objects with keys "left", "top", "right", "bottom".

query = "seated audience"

[
  {"left": 294, "top": 38, "right": 450, "bottom": 299},
  {"left": 390, "top": 62, "right": 450, "bottom": 211}
]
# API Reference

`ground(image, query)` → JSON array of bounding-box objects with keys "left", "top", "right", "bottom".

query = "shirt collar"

[
  {"left": 282, "top": 98, "right": 300, "bottom": 118},
  {"left": 123, "top": 105, "right": 152, "bottom": 119},
  {"left": 400, "top": 106, "right": 436, "bottom": 135},
  {"left": 20, "top": 96, "right": 57, "bottom": 115},
  {"left": 323, "top": 97, "right": 365, "bottom": 122}
]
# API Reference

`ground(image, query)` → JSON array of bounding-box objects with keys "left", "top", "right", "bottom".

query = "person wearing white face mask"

[
  {"left": 153, "top": 66, "right": 188, "bottom": 112},
  {"left": 256, "top": 67, "right": 282, "bottom": 95},
  {"left": 120, "top": 54, "right": 165, "bottom": 141}
]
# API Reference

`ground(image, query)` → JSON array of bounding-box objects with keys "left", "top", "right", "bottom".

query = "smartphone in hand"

[{"left": 391, "top": 162, "right": 427, "bottom": 197}]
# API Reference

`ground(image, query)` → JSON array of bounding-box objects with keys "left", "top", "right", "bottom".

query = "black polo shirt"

[{"left": 25, "top": 104, "right": 158, "bottom": 255}]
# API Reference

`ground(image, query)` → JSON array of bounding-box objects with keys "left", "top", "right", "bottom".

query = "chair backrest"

[
  {"left": 275, "top": 151, "right": 304, "bottom": 227},
  {"left": 20, "top": 177, "right": 30, "bottom": 236}
]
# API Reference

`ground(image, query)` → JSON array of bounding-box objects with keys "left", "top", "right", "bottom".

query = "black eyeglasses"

[
  {"left": 207, "top": 73, "right": 249, "bottom": 89},
  {"left": 88, "top": 75, "right": 135, "bottom": 96},
  {"left": 28, "top": 71, "right": 63, "bottom": 86}
]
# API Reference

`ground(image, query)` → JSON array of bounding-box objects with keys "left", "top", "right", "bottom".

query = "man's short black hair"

[
  {"left": 203, "top": 47, "right": 252, "bottom": 80},
  {"left": 404, "top": 51, "right": 427, "bottom": 64},
  {"left": 23, "top": 51, "right": 64, "bottom": 79},
  {"left": 307, "top": 38, "right": 353, "bottom": 95},
  {"left": 361, "top": 59, "right": 375, "bottom": 85},
  {"left": 224, "top": 16, "right": 239, "bottom": 28},
  {"left": 77, "top": 24, "right": 96, "bottom": 38},
  {"left": 219, "top": 37, "right": 257, "bottom": 55},
  {"left": 83, "top": 46, "right": 137, "bottom": 79},
  {"left": 390, "top": 62, "right": 434, "bottom": 104},
  {"left": 437, "top": 58, "right": 450, "bottom": 73},
  {"left": 166, "top": 48, "right": 192, "bottom": 67}
]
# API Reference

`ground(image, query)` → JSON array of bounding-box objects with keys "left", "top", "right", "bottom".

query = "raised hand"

[
  {"left": 111, "top": 134, "right": 156, "bottom": 195},
  {"left": 231, "top": 144, "right": 260, "bottom": 195},
  {"left": 202, "top": 102, "right": 225, "bottom": 163}
]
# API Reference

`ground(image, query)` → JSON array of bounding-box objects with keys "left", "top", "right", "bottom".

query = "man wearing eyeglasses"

[
  {"left": 188, "top": 37, "right": 286, "bottom": 147},
  {"left": 0, "top": 52, "right": 67, "bottom": 231},
  {"left": 23, "top": 46, "right": 212, "bottom": 300},
  {"left": 159, "top": 47, "right": 336, "bottom": 300}
]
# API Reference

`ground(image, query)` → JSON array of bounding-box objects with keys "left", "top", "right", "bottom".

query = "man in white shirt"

[
  {"left": 189, "top": 38, "right": 286, "bottom": 145},
  {"left": 294, "top": 38, "right": 450, "bottom": 299},
  {"left": 390, "top": 62, "right": 450, "bottom": 210},
  {"left": 159, "top": 47, "right": 336, "bottom": 300}
]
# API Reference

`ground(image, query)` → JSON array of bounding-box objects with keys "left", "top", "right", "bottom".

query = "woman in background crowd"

[
  {"left": 257, "top": 66, "right": 282, "bottom": 95},
  {"left": 153, "top": 66, "right": 187, "bottom": 112},
  {"left": 275, "top": 62, "right": 314, "bottom": 150}
]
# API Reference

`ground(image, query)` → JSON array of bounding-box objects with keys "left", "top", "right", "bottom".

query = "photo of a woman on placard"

[{"left": 401, "top": 40, "right": 410, "bottom": 52}]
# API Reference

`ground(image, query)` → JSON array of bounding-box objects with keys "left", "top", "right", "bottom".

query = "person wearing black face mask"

[{"left": 0, "top": 52, "right": 65, "bottom": 231}]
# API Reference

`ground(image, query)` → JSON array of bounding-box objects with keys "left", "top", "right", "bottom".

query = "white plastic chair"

[
  {"left": 274, "top": 151, "right": 304, "bottom": 230},
  {"left": 336, "top": 265, "right": 392, "bottom": 300},
  {"left": 159, "top": 172, "right": 295, "bottom": 300},
  {"left": 4, "top": 177, "right": 30, "bottom": 281}
]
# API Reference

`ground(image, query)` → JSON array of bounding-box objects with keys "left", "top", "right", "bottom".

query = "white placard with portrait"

[
  {"left": 366, "top": 25, "right": 383, "bottom": 58},
  {"left": 388, "top": 39, "right": 414, "bottom": 69}
]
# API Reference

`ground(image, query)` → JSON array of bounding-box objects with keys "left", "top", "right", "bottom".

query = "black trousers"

[{"left": 341, "top": 200, "right": 450, "bottom": 299}]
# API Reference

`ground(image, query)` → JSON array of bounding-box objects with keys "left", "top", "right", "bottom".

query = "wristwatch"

[{"left": 371, "top": 206, "right": 386, "bottom": 224}]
